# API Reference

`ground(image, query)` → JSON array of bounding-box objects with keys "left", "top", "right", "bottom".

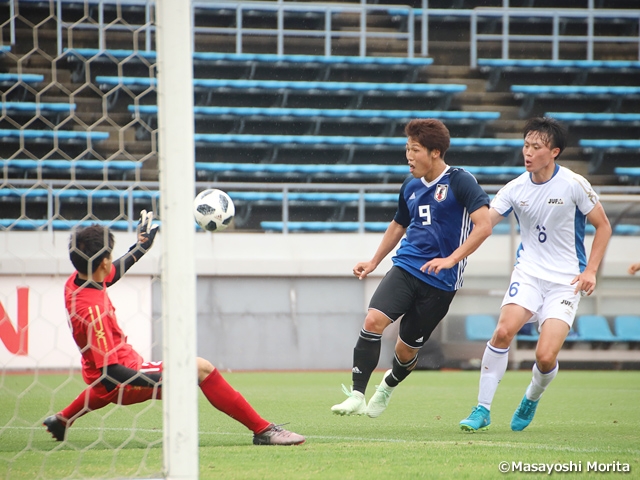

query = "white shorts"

[{"left": 501, "top": 268, "right": 581, "bottom": 328}]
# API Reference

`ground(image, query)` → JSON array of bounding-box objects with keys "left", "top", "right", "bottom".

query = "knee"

[
  {"left": 491, "top": 325, "right": 514, "bottom": 348},
  {"left": 363, "top": 311, "right": 390, "bottom": 334},
  {"left": 196, "top": 357, "right": 215, "bottom": 383},
  {"left": 535, "top": 352, "right": 557, "bottom": 373}
]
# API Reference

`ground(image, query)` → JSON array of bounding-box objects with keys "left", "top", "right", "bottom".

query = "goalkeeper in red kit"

[{"left": 43, "top": 211, "right": 305, "bottom": 446}]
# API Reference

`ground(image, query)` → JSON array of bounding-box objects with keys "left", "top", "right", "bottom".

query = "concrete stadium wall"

[{"left": 1, "top": 231, "right": 639, "bottom": 370}]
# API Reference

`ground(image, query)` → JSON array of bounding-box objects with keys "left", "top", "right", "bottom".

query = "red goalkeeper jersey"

[{"left": 64, "top": 266, "right": 143, "bottom": 385}]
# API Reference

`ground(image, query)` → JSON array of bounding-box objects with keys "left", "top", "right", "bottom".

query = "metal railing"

[
  {"left": 469, "top": 7, "right": 640, "bottom": 67},
  {"left": 4, "top": 178, "right": 640, "bottom": 234},
  {"left": 5, "top": 1, "right": 637, "bottom": 64}
]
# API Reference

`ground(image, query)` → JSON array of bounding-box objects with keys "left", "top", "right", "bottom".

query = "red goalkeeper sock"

[
  {"left": 199, "top": 369, "right": 270, "bottom": 434},
  {"left": 59, "top": 386, "right": 114, "bottom": 425}
]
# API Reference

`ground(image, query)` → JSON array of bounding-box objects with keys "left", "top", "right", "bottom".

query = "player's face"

[
  {"left": 523, "top": 131, "right": 560, "bottom": 174},
  {"left": 406, "top": 138, "right": 439, "bottom": 179}
]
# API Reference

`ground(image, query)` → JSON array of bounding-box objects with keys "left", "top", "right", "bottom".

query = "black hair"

[
  {"left": 523, "top": 116, "right": 568, "bottom": 159},
  {"left": 69, "top": 224, "right": 114, "bottom": 275}
]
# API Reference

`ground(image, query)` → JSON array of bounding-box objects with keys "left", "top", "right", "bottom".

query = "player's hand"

[
  {"left": 628, "top": 262, "right": 640, "bottom": 275},
  {"left": 135, "top": 210, "right": 159, "bottom": 252},
  {"left": 353, "top": 261, "right": 377, "bottom": 280},
  {"left": 420, "top": 257, "right": 456, "bottom": 275},
  {"left": 570, "top": 270, "right": 596, "bottom": 296}
]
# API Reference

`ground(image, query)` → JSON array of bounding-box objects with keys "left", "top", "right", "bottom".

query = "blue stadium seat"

[
  {"left": 192, "top": 133, "right": 522, "bottom": 149},
  {"left": 478, "top": 59, "right": 640, "bottom": 90},
  {"left": 195, "top": 162, "right": 524, "bottom": 180},
  {"left": 0, "top": 219, "right": 135, "bottom": 231},
  {"left": 583, "top": 224, "right": 640, "bottom": 235},
  {"left": 579, "top": 139, "right": 640, "bottom": 173},
  {"left": 465, "top": 315, "right": 497, "bottom": 342},
  {"left": 575, "top": 315, "right": 616, "bottom": 342},
  {"left": 2, "top": 102, "right": 76, "bottom": 113},
  {"left": 131, "top": 105, "right": 500, "bottom": 137},
  {"left": 0, "top": 129, "right": 109, "bottom": 142},
  {"left": 0, "top": 188, "right": 159, "bottom": 201},
  {"left": 614, "top": 167, "right": 640, "bottom": 185},
  {"left": 511, "top": 85, "right": 640, "bottom": 117},
  {"left": 0, "top": 73, "right": 44, "bottom": 85},
  {"left": 545, "top": 112, "right": 640, "bottom": 124},
  {"left": 260, "top": 221, "right": 388, "bottom": 232},
  {"left": 129, "top": 104, "right": 500, "bottom": 121},
  {"left": 98, "top": 76, "right": 466, "bottom": 94},
  {"left": 66, "top": 48, "right": 435, "bottom": 67},
  {"left": 613, "top": 316, "right": 640, "bottom": 342},
  {"left": 516, "top": 323, "right": 539, "bottom": 342},
  {"left": 1, "top": 158, "right": 140, "bottom": 177}
]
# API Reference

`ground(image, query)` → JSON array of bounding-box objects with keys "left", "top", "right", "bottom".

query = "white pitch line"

[{"left": 11, "top": 426, "right": 640, "bottom": 456}]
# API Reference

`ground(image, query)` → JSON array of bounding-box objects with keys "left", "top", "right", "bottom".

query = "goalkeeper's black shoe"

[{"left": 43, "top": 415, "right": 67, "bottom": 441}]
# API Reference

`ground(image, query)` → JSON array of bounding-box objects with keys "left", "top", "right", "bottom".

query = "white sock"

[
  {"left": 478, "top": 342, "right": 509, "bottom": 410},
  {"left": 525, "top": 362, "right": 558, "bottom": 402}
]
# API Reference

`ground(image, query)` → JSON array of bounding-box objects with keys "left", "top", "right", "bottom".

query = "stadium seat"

[
  {"left": 614, "top": 167, "right": 640, "bottom": 185},
  {"left": 478, "top": 59, "right": 640, "bottom": 90},
  {"left": 613, "top": 316, "right": 640, "bottom": 342},
  {"left": 511, "top": 85, "right": 640, "bottom": 117},
  {"left": 2, "top": 102, "right": 76, "bottom": 114},
  {"left": 0, "top": 129, "right": 109, "bottom": 142},
  {"left": 0, "top": 188, "right": 159, "bottom": 201},
  {"left": 66, "top": 48, "right": 435, "bottom": 67},
  {"left": 1, "top": 158, "right": 141, "bottom": 179},
  {"left": 260, "top": 221, "right": 388, "bottom": 233},
  {"left": 0, "top": 218, "right": 134, "bottom": 231},
  {"left": 575, "top": 315, "right": 616, "bottom": 342},
  {"left": 130, "top": 105, "right": 500, "bottom": 137},
  {"left": 579, "top": 139, "right": 640, "bottom": 173},
  {"left": 544, "top": 112, "right": 640, "bottom": 125},
  {"left": 516, "top": 323, "right": 539, "bottom": 342},
  {"left": 465, "top": 315, "right": 497, "bottom": 342},
  {"left": 0, "top": 73, "right": 44, "bottom": 85},
  {"left": 97, "top": 76, "right": 466, "bottom": 109},
  {"left": 192, "top": 133, "right": 522, "bottom": 149},
  {"left": 195, "top": 162, "right": 524, "bottom": 183}
]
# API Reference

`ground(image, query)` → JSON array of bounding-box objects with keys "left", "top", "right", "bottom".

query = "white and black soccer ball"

[{"left": 193, "top": 189, "right": 235, "bottom": 232}]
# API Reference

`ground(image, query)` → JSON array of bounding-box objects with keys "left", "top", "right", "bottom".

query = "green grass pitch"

[{"left": 1, "top": 370, "right": 638, "bottom": 479}]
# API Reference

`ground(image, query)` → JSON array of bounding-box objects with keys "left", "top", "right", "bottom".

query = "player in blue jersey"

[
  {"left": 460, "top": 117, "right": 612, "bottom": 433},
  {"left": 331, "top": 119, "right": 493, "bottom": 417}
]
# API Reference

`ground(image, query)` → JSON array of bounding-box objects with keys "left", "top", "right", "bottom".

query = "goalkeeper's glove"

[{"left": 129, "top": 209, "right": 159, "bottom": 260}]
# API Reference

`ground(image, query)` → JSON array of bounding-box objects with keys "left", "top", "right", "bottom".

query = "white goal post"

[{"left": 156, "top": 0, "right": 199, "bottom": 478}]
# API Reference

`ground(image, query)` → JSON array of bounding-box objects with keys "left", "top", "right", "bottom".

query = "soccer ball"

[{"left": 193, "top": 189, "right": 235, "bottom": 232}]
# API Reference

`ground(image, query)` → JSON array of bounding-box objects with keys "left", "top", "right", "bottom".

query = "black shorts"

[{"left": 369, "top": 266, "right": 457, "bottom": 349}]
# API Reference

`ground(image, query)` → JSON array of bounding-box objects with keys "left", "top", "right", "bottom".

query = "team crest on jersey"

[{"left": 434, "top": 184, "right": 448, "bottom": 202}]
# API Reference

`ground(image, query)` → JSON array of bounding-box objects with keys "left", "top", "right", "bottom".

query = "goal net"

[{"left": 1, "top": 0, "right": 197, "bottom": 478}]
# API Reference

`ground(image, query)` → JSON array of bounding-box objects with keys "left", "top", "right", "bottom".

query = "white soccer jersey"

[{"left": 491, "top": 165, "right": 599, "bottom": 284}]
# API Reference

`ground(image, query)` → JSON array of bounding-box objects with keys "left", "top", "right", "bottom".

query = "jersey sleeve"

[
  {"left": 449, "top": 168, "right": 490, "bottom": 213},
  {"left": 490, "top": 182, "right": 514, "bottom": 216},
  {"left": 572, "top": 173, "right": 599, "bottom": 215},
  {"left": 393, "top": 177, "right": 412, "bottom": 227}
]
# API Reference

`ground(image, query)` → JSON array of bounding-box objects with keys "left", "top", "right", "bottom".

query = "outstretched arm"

[
  {"left": 109, "top": 210, "right": 159, "bottom": 285},
  {"left": 353, "top": 220, "right": 406, "bottom": 280},
  {"left": 420, "top": 205, "right": 493, "bottom": 275},
  {"left": 571, "top": 202, "right": 612, "bottom": 295}
]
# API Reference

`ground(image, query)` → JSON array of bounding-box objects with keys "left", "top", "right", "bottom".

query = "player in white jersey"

[{"left": 460, "top": 117, "right": 612, "bottom": 432}]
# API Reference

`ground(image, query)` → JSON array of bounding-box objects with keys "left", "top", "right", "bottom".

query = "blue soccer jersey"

[{"left": 392, "top": 166, "right": 490, "bottom": 291}]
